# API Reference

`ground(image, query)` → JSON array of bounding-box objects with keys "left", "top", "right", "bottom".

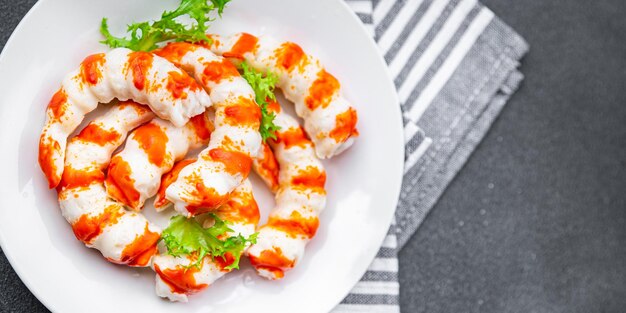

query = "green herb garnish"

[
  {"left": 239, "top": 62, "right": 281, "bottom": 141},
  {"left": 160, "top": 214, "right": 256, "bottom": 270},
  {"left": 100, "top": 0, "right": 230, "bottom": 52}
]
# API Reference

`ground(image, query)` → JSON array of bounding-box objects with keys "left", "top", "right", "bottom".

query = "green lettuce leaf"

[
  {"left": 239, "top": 61, "right": 281, "bottom": 141},
  {"left": 160, "top": 214, "right": 256, "bottom": 270},
  {"left": 100, "top": 0, "right": 230, "bottom": 52}
]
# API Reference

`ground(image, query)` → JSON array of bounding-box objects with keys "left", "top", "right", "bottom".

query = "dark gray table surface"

[{"left": 1, "top": 0, "right": 625, "bottom": 312}]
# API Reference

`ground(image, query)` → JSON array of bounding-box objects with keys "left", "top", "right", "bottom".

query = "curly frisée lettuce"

[
  {"left": 160, "top": 214, "right": 257, "bottom": 270},
  {"left": 239, "top": 62, "right": 281, "bottom": 141},
  {"left": 100, "top": 0, "right": 230, "bottom": 52}
]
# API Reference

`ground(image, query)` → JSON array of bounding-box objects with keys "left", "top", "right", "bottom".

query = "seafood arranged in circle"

[
  {"left": 208, "top": 33, "right": 359, "bottom": 159},
  {"left": 247, "top": 100, "right": 327, "bottom": 280},
  {"left": 39, "top": 48, "right": 211, "bottom": 189},
  {"left": 57, "top": 101, "right": 160, "bottom": 266},
  {"left": 106, "top": 112, "right": 214, "bottom": 211},
  {"left": 37, "top": 8, "right": 359, "bottom": 300},
  {"left": 153, "top": 177, "right": 259, "bottom": 302},
  {"left": 154, "top": 42, "right": 262, "bottom": 216}
]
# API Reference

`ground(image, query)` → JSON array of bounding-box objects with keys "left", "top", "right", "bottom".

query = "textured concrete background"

[{"left": 1, "top": 0, "right": 625, "bottom": 312}]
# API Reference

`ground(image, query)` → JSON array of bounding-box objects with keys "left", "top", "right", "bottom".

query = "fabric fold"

[{"left": 336, "top": 1, "right": 528, "bottom": 312}]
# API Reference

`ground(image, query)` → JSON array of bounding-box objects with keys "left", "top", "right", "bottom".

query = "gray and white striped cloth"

[{"left": 334, "top": 0, "right": 528, "bottom": 312}]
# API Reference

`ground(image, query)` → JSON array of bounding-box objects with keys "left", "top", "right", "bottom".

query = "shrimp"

[
  {"left": 252, "top": 142, "right": 280, "bottom": 193},
  {"left": 152, "top": 142, "right": 279, "bottom": 212},
  {"left": 153, "top": 42, "right": 262, "bottom": 216},
  {"left": 152, "top": 101, "right": 322, "bottom": 280},
  {"left": 246, "top": 100, "right": 327, "bottom": 280},
  {"left": 152, "top": 179, "right": 259, "bottom": 302},
  {"left": 105, "top": 112, "right": 214, "bottom": 211},
  {"left": 153, "top": 158, "right": 197, "bottom": 211},
  {"left": 57, "top": 101, "right": 160, "bottom": 266},
  {"left": 149, "top": 122, "right": 279, "bottom": 211},
  {"left": 152, "top": 143, "right": 278, "bottom": 211},
  {"left": 38, "top": 48, "right": 212, "bottom": 189},
  {"left": 207, "top": 33, "right": 358, "bottom": 159}
]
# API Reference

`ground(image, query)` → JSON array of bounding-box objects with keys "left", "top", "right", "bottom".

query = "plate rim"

[{"left": 0, "top": 0, "right": 405, "bottom": 311}]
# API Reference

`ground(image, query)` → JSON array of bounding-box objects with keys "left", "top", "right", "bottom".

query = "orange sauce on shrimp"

[
  {"left": 133, "top": 122, "right": 169, "bottom": 167},
  {"left": 155, "top": 159, "right": 196, "bottom": 208},
  {"left": 48, "top": 89, "right": 68, "bottom": 121},
  {"left": 189, "top": 114, "right": 213, "bottom": 141},
  {"left": 255, "top": 144, "right": 279, "bottom": 192},
  {"left": 207, "top": 148, "right": 252, "bottom": 177},
  {"left": 275, "top": 42, "right": 307, "bottom": 72},
  {"left": 223, "top": 33, "right": 259, "bottom": 59},
  {"left": 305, "top": 70, "right": 340, "bottom": 110},
  {"left": 267, "top": 211, "right": 320, "bottom": 239},
  {"left": 184, "top": 173, "right": 227, "bottom": 215},
  {"left": 154, "top": 263, "right": 208, "bottom": 295},
  {"left": 118, "top": 224, "right": 160, "bottom": 266},
  {"left": 76, "top": 123, "right": 120, "bottom": 146},
  {"left": 166, "top": 70, "right": 199, "bottom": 99},
  {"left": 127, "top": 52, "right": 153, "bottom": 90},
  {"left": 71, "top": 204, "right": 123, "bottom": 244},
  {"left": 202, "top": 59, "right": 239, "bottom": 84},
  {"left": 223, "top": 97, "right": 261, "bottom": 127},
  {"left": 213, "top": 252, "right": 237, "bottom": 271},
  {"left": 291, "top": 165, "right": 326, "bottom": 188},
  {"left": 38, "top": 136, "right": 61, "bottom": 188},
  {"left": 80, "top": 53, "right": 105, "bottom": 85},
  {"left": 57, "top": 166, "right": 104, "bottom": 191},
  {"left": 154, "top": 42, "right": 197, "bottom": 66},
  {"left": 106, "top": 156, "right": 141, "bottom": 208},
  {"left": 329, "top": 107, "right": 358, "bottom": 143},
  {"left": 274, "top": 127, "right": 309, "bottom": 149},
  {"left": 249, "top": 247, "right": 295, "bottom": 269},
  {"left": 218, "top": 191, "right": 260, "bottom": 225}
]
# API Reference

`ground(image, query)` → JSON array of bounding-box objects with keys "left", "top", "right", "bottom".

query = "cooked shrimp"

[
  {"left": 105, "top": 112, "right": 213, "bottom": 211},
  {"left": 153, "top": 142, "right": 278, "bottom": 211},
  {"left": 246, "top": 100, "right": 326, "bottom": 280},
  {"left": 57, "top": 101, "right": 160, "bottom": 266},
  {"left": 153, "top": 42, "right": 262, "bottom": 216},
  {"left": 152, "top": 179, "right": 259, "bottom": 302},
  {"left": 252, "top": 142, "right": 280, "bottom": 193},
  {"left": 38, "top": 48, "right": 212, "bottom": 189},
  {"left": 153, "top": 142, "right": 279, "bottom": 212},
  {"left": 153, "top": 158, "right": 196, "bottom": 211},
  {"left": 208, "top": 33, "right": 358, "bottom": 159}
]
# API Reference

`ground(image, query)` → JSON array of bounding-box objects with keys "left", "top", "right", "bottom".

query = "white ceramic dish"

[{"left": 0, "top": 0, "right": 404, "bottom": 312}]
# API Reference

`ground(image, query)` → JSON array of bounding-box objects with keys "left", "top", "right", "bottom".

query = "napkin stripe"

[
  {"left": 361, "top": 271, "right": 399, "bottom": 281},
  {"left": 335, "top": 2, "right": 411, "bottom": 312},
  {"left": 381, "top": 233, "right": 398, "bottom": 249},
  {"left": 334, "top": 304, "right": 401, "bottom": 313},
  {"left": 338, "top": 0, "right": 528, "bottom": 312},
  {"left": 393, "top": 0, "right": 477, "bottom": 89},
  {"left": 389, "top": 0, "right": 527, "bottom": 248},
  {"left": 368, "top": 258, "right": 399, "bottom": 272},
  {"left": 378, "top": 0, "right": 427, "bottom": 52},
  {"left": 343, "top": 294, "right": 399, "bottom": 305},
  {"left": 385, "top": 0, "right": 446, "bottom": 67},
  {"left": 375, "top": 1, "right": 406, "bottom": 40},
  {"left": 372, "top": 0, "right": 395, "bottom": 33},
  {"left": 405, "top": 7, "right": 494, "bottom": 121},
  {"left": 376, "top": 247, "right": 397, "bottom": 258},
  {"left": 350, "top": 281, "right": 400, "bottom": 295}
]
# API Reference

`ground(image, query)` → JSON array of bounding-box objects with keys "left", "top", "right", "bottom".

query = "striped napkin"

[{"left": 334, "top": 0, "right": 528, "bottom": 312}]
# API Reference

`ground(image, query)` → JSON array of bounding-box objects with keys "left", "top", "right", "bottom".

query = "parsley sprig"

[
  {"left": 239, "top": 62, "right": 281, "bottom": 141},
  {"left": 100, "top": 0, "right": 230, "bottom": 52},
  {"left": 161, "top": 214, "right": 257, "bottom": 270}
]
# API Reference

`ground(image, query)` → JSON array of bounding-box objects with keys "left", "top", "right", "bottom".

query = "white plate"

[{"left": 0, "top": 0, "right": 404, "bottom": 312}]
